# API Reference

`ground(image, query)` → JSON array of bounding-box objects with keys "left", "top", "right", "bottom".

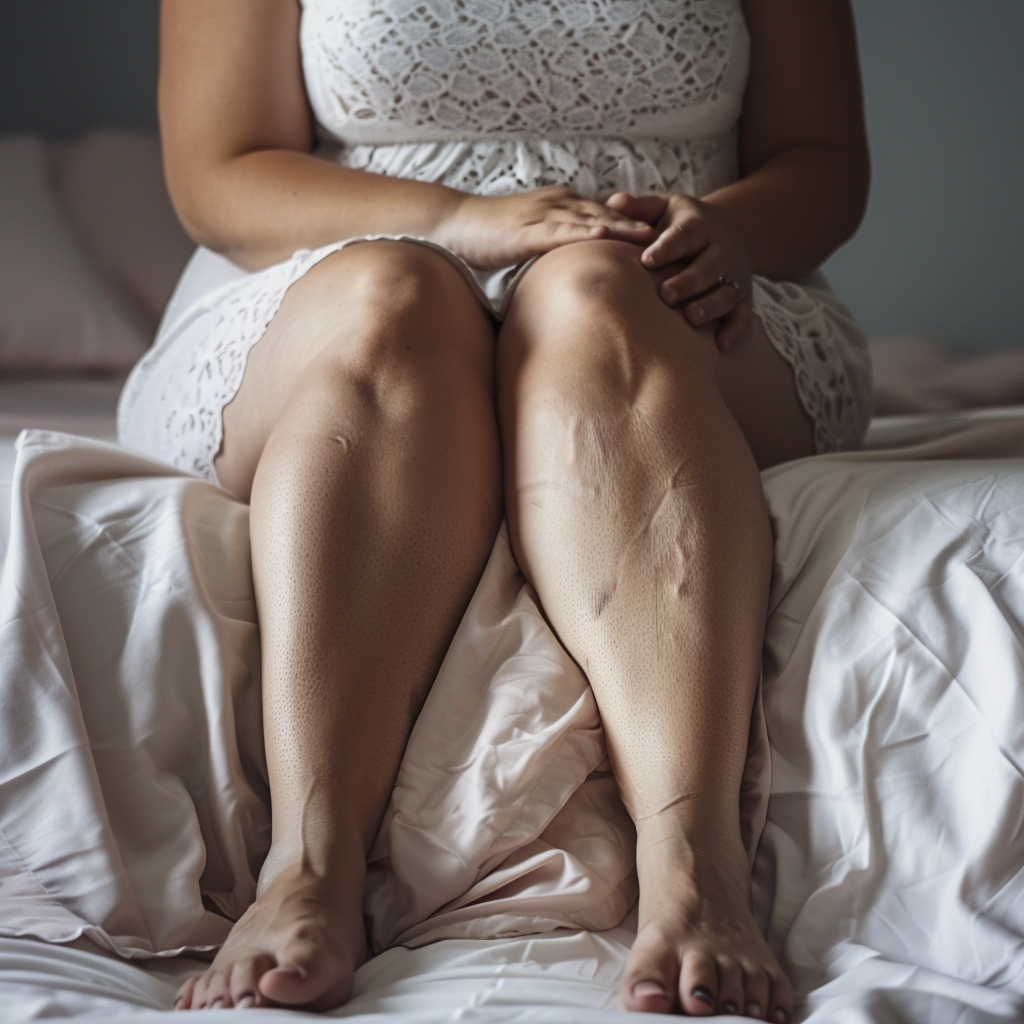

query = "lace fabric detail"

[
  {"left": 753, "top": 276, "right": 874, "bottom": 453},
  {"left": 118, "top": 251, "right": 335, "bottom": 483},
  {"left": 301, "top": 0, "right": 748, "bottom": 143},
  {"left": 329, "top": 133, "right": 737, "bottom": 200}
]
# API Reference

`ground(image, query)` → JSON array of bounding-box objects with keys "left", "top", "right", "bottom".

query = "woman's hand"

[
  {"left": 606, "top": 192, "right": 753, "bottom": 351},
  {"left": 438, "top": 187, "right": 657, "bottom": 272}
]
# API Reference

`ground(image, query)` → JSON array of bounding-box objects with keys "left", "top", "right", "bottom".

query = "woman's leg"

[
  {"left": 497, "top": 240, "right": 810, "bottom": 1021},
  {"left": 177, "top": 242, "right": 502, "bottom": 1011}
]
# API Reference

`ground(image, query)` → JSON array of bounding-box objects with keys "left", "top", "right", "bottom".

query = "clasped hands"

[{"left": 441, "top": 186, "right": 752, "bottom": 351}]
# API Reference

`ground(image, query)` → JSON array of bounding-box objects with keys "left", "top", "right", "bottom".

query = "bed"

[{"left": 4, "top": 132, "right": 1024, "bottom": 1024}]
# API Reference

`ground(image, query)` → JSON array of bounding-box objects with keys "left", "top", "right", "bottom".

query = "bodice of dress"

[
  {"left": 299, "top": 0, "right": 751, "bottom": 201},
  {"left": 300, "top": 0, "right": 749, "bottom": 143}
]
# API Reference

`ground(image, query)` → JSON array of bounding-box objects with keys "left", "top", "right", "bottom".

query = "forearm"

[
  {"left": 703, "top": 142, "right": 869, "bottom": 282},
  {"left": 169, "top": 148, "right": 467, "bottom": 272}
]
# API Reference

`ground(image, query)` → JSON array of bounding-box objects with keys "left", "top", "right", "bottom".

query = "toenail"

[
  {"left": 633, "top": 981, "right": 668, "bottom": 999},
  {"left": 236, "top": 995, "right": 256, "bottom": 1009},
  {"left": 692, "top": 985, "right": 715, "bottom": 1006},
  {"left": 745, "top": 1003, "right": 762, "bottom": 1018},
  {"left": 772, "top": 1009, "right": 788, "bottom": 1024},
  {"left": 722, "top": 1002, "right": 738, "bottom": 1014}
]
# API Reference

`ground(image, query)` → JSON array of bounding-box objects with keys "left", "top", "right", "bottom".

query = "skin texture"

[{"left": 160, "top": 0, "right": 868, "bottom": 1017}]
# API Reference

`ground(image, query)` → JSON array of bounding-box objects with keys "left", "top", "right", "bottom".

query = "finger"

[
  {"left": 715, "top": 301, "right": 752, "bottom": 352},
  {"left": 532, "top": 220, "right": 610, "bottom": 248},
  {"left": 685, "top": 280, "right": 743, "bottom": 329},
  {"left": 663, "top": 247, "right": 733, "bottom": 303},
  {"left": 658, "top": 255, "right": 719, "bottom": 307},
  {"left": 679, "top": 950, "right": 718, "bottom": 1016},
  {"left": 534, "top": 219, "right": 645, "bottom": 251},
  {"left": 567, "top": 200, "right": 657, "bottom": 240},
  {"left": 641, "top": 216, "right": 708, "bottom": 268},
  {"left": 606, "top": 192, "right": 667, "bottom": 226}
]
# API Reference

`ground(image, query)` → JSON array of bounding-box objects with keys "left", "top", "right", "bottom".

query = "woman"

[{"left": 120, "top": 0, "right": 871, "bottom": 1017}]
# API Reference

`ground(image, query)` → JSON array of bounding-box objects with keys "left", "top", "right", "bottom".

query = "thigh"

[
  {"left": 712, "top": 316, "right": 815, "bottom": 469},
  {"left": 216, "top": 240, "right": 496, "bottom": 499}
]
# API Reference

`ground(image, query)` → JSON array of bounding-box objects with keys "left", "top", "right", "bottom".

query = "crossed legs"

[{"left": 175, "top": 237, "right": 810, "bottom": 1018}]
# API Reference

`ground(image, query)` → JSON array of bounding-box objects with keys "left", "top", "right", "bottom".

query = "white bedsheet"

[{"left": 4, "top": 413, "right": 1024, "bottom": 1021}]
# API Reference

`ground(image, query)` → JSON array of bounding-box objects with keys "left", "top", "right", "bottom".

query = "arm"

[
  {"left": 705, "top": 0, "right": 870, "bottom": 281},
  {"left": 608, "top": 0, "right": 869, "bottom": 346},
  {"left": 160, "top": 0, "right": 653, "bottom": 272}
]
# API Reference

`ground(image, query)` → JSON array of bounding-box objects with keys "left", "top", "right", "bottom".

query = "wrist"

[{"left": 428, "top": 190, "right": 479, "bottom": 255}]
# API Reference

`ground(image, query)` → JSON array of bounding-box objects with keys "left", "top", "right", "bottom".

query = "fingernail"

[
  {"left": 236, "top": 995, "right": 256, "bottom": 1009},
  {"left": 722, "top": 1002, "right": 738, "bottom": 1014},
  {"left": 691, "top": 305, "right": 704, "bottom": 320},
  {"left": 209, "top": 999, "right": 223, "bottom": 1009},
  {"left": 172, "top": 998, "right": 185, "bottom": 1011},
  {"left": 692, "top": 985, "right": 715, "bottom": 1006},
  {"left": 772, "top": 1009, "right": 788, "bottom": 1024},
  {"left": 633, "top": 980, "right": 668, "bottom": 999},
  {"left": 745, "top": 1002, "right": 763, "bottom": 1018},
  {"left": 634, "top": 221, "right": 649, "bottom": 229},
  {"left": 280, "top": 965, "right": 307, "bottom": 979}
]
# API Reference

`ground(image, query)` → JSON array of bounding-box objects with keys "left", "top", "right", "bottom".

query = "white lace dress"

[{"left": 118, "top": 0, "right": 873, "bottom": 481}]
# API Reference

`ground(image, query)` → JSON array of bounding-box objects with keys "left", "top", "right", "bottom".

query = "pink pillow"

[
  {"left": 0, "top": 136, "right": 150, "bottom": 372},
  {"left": 50, "top": 130, "right": 195, "bottom": 329}
]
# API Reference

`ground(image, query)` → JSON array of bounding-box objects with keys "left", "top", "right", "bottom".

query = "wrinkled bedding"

[{"left": 3, "top": 411, "right": 1024, "bottom": 1021}]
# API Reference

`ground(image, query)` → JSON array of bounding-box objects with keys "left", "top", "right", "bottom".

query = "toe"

[
  {"left": 259, "top": 930, "right": 353, "bottom": 1010},
  {"left": 620, "top": 925, "right": 679, "bottom": 1014},
  {"left": 194, "top": 969, "right": 230, "bottom": 1010},
  {"left": 767, "top": 971, "right": 794, "bottom": 1024},
  {"left": 679, "top": 950, "right": 718, "bottom": 1016},
  {"left": 740, "top": 962, "right": 769, "bottom": 1019},
  {"left": 229, "top": 956, "right": 274, "bottom": 1009},
  {"left": 174, "top": 974, "right": 198, "bottom": 1011},
  {"left": 715, "top": 957, "right": 744, "bottom": 1016}
]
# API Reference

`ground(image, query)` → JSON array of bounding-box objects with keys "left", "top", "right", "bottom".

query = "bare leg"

[
  {"left": 176, "top": 242, "right": 502, "bottom": 1010},
  {"left": 497, "top": 241, "right": 810, "bottom": 1020}
]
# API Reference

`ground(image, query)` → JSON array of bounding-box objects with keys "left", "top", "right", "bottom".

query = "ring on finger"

[{"left": 717, "top": 274, "right": 741, "bottom": 294}]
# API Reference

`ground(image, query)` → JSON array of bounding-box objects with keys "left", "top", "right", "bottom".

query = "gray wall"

[
  {"left": 824, "top": 0, "right": 1024, "bottom": 352},
  {"left": 0, "top": 0, "right": 159, "bottom": 137},
  {"left": 1, "top": 1, "right": 1021, "bottom": 351}
]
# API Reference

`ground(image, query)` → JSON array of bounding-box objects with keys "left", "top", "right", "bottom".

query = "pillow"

[
  {"left": 0, "top": 136, "right": 151, "bottom": 372},
  {"left": 49, "top": 130, "right": 195, "bottom": 328}
]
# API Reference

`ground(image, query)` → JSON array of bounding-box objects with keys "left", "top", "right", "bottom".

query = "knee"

[
  {"left": 505, "top": 240, "right": 697, "bottom": 409},
  {"left": 517, "top": 240, "right": 654, "bottom": 325},
  {"left": 303, "top": 241, "right": 491, "bottom": 404}
]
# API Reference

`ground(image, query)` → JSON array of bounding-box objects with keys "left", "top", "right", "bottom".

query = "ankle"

[
  {"left": 257, "top": 835, "right": 366, "bottom": 898},
  {"left": 634, "top": 801, "right": 742, "bottom": 857}
]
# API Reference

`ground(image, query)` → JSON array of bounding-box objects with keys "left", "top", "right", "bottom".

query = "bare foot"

[
  {"left": 174, "top": 858, "right": 367, "bottom": 1011},
  {"left": 621, "top": 815, "right": 793, "bottom": 1020}
]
